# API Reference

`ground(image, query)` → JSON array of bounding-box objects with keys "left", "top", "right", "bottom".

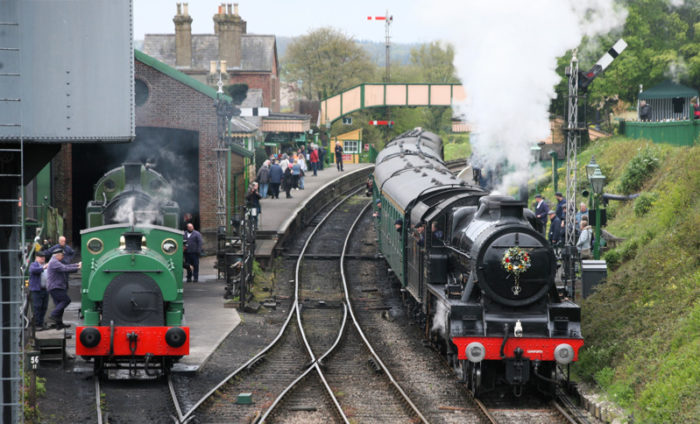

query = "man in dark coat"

[
  {"left": 554, "top": 192, "right": 566, "bottom": 220},
  {"left": 533, "top": 194, "right": 549, "bottom": 232},
  {"left": 334, "top": 142, "right": 344, "bottom": 171},
  {"left": 282, "top": 164, "right": 293, "bottom": 199},
  {"left": 29, "top": 251, "right": 49, "bottom": 329},
  {"left": 639, "top": 100, "right": 652, "bottom": 121},
  {"left": 183, "top": 223, "right": 203, "bottom": 282},
  {"left": 548, "top": 210, "right": 563, "bottom": 245},
  {"left": 48, "top": 235, "right": 74, "bottom": 263},
  {"left": 269, "top": 161, "right": 283, "bottom": 199},
  {"left": 46, "top": 248, "right": 81, "bottom": 329},
  {"left": 256, "top": 161, "right": 271, "bottom": 199},
  {"left": 318, "top": 145, "right": 326, "bottom": 170}
]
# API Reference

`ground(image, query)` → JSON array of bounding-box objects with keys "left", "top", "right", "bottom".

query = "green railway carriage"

[{"left": 372, "top": 129, "right": 477, "bottom": 303}]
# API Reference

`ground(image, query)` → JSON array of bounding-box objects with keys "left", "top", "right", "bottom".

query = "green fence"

[
  {"left": 359, "top": 145, "right": 379, "bottom": 163},
  {"left": 623, "top": 120, "right": 700, "bottom": 146}
]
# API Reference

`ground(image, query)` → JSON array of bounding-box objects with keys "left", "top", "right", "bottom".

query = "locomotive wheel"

[{"left": 468, "top": 362, "right": 482, "bottom": 397}]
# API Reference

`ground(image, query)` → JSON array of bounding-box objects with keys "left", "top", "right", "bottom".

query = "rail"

[{"left": 179, "top": 186, "right": 364, "bottom": 423}]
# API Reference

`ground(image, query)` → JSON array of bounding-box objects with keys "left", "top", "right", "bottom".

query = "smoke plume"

[{"left": 419, "top": 0, "right": 627, "bottom": 193}]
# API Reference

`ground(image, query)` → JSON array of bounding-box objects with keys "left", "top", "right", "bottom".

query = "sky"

[{"left": 134, "top": 0, "right": 434, "bottom": 43}]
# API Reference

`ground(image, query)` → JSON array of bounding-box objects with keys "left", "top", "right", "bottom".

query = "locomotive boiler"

[
  {"left": 76, "top": 163, "right": 189, "bottom": 376},
  {"left": 372, "top": 129, "right": 583, "bottom": 396}
]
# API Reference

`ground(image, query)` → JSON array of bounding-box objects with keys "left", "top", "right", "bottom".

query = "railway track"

[
  {"left": 95, "top": 374, "right": 184, "bottom": 424},
  {"left": 260, "top": 198, "right": 428, "bottom": 423},
  {"left": 157, "top": 180, "right": 591, "bottom": 424},
  {"left": 168, "top": 185, "right": 416, "bottom": 423}
]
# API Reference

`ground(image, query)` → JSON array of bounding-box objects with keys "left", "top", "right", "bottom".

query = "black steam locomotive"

[{"left": 372, "top": 129, "right": 583, "bottom": 396}]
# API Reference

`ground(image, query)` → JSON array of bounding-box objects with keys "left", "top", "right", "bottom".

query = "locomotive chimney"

[
  {"left": 123, "top": 232, "right": 143, "bottom": 252},
  {"left": 123, "top": 162, "right": 142, "bottom": 187}
]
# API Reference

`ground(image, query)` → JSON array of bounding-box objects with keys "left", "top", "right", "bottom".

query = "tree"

[{"left": 283, "top": 27, "right": 377, "bottom": 100}]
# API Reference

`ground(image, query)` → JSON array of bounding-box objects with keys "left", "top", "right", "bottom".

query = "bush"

[
  {"left": 619, "top": 147, "right": 660, "bottom": 194},
  {"left": 633, "top": 192, "right": 658, "bottom": 217},
  {"left": 604, "top": 249, "right": 621, "bottom": 270},
  {"left": 620, "top": 239, "right": 639, "bottom": 262}
]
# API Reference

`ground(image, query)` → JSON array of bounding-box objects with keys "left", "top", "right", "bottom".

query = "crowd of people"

[
  {"left": 249, "top": 142, "right": 345, "bottom": 225},
  {"left": 533, "top": 192, "right": 598, "bottom": 259}
]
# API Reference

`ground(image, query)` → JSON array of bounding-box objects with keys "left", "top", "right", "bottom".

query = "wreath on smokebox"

[{"left": 501, "top": 247, "right": 531, "bottom": 295}]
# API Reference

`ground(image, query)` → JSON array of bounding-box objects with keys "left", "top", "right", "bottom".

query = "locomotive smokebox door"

[{"left": 102, "top": 273, "right": 165, "bottom": 326}]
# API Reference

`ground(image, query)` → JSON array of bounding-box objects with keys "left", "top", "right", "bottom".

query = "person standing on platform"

[
  {"left": 318, "top": 144, "right": 326, "bottom": 170},
  {"left": 548, "top": 210, "right": 563, "bottom": 246},
  {"left": 269, "top": 160, "right": 283, "bottom": 199},
  {"left": 335, "top": 142, "right": 344, "bottom": 171},
  {"left": 309, "top": 146, "right": 319, "bottom": 176},
  {"left": 246, "top": 182, "right": 262, "bottom": 229},
  {"left": 297, "top": 154, "right": 307, "bottom": 190},
  {"left": 49, "top": 235, "right": 74, "bottom": 263},
  {"left": 554, "top": 192, "right": 566, "bottom": 220},
  {"left": 183, "top": 223, "right": 202, "bottom": 283},
  {"left": 256, "top": 160, "right": 271, "bottom": 199},
  {"left": 283, "top": 163, "right": 294, "bottom": 199},
  {"left": 534, "top": 194, "right": 549, "bottom": 234},
  {"left": 29, "top": 251, "right": 49, "bottom": 330},
  {"left": 46, "top": 248, "right": 81, "bottom": 329},
  {"left": 292, "top": 160, "right": 301, "bottom": 190},
  {"left": 575, "top": 202, "right": 588, "bottom": 227}
]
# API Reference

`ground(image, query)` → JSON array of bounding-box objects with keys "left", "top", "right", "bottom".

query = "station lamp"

[
  {"left": 585, "top": 156, "right": 599, "bottom": 180},
  {"left": 590, "top": 168, "right": 606, "bottom": 195}
]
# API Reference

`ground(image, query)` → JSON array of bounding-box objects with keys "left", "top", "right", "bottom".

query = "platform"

[
  {"left": 255, "top": 163, "right": 373, "bottom": 259},
  {"left": 67, "top": 265, "right": 240, "bottom": 373}
]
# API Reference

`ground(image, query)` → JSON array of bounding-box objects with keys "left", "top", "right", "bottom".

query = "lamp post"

[
  {"left": 589, "top": 167, "right": 606, "bottom": 260},
  {"left": 548, "top": 150, "right": 558, "bottom": 193},
  {"left": 584, "top": 156, "right": 599, "bottom": 222}
]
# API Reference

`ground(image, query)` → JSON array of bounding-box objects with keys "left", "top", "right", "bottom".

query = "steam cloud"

[{"left": 419, "top": 0, "right": 627, "bottom": 193}]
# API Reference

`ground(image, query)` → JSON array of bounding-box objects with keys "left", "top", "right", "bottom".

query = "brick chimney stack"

[
  {"left": 173, "top": 3, "right": 193, "bottom": 68},
  {"left": 213, "top": 3, "right": 246, "bottom": 69}
]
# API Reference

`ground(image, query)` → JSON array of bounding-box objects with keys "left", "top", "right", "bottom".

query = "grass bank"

[{"left": 568, "top": 137, "right": 700, "bottom": 423}]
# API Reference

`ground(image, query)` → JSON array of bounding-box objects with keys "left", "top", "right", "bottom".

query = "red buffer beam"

[{"left": 369, "top": 120, "right": 394, "bottom": 126}]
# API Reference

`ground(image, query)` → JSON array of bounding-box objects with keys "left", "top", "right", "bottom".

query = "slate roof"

[{"left": 142, "top": 33, "right": 276, "bottom": 72}]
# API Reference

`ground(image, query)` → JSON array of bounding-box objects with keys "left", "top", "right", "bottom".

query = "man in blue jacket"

[
  {"left": 48, "top": 235, "right": 74, "bottom": 264},
  {"left": 548, "top": 210, "right": 563, "bottom": 246},
  {"left": 269, "top": 160, "right": 283, "bottom": 199},
  {"left": 533, "top": 194, "right": 549, "bottom": 233},
  {"left": 183, "top": 223, "right": 203, "bottom": 282},
  {"left": 46, "top": 248, "right": 81, "bottom": 329},
  {"left": 29, "top": 251, "right": 49, "bottom": 330}
]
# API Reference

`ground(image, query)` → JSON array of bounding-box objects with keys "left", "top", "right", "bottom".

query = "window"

[
  {"left": 343, "top": 140, "right": 359, "bottom": 154},
  {"left": 135, "top": 79, "right": 149, "bottom": 106}
]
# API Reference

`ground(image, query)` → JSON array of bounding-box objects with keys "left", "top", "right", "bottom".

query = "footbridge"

[{"left": 320, "top": 83, "right": 466, "bottom": 126}]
